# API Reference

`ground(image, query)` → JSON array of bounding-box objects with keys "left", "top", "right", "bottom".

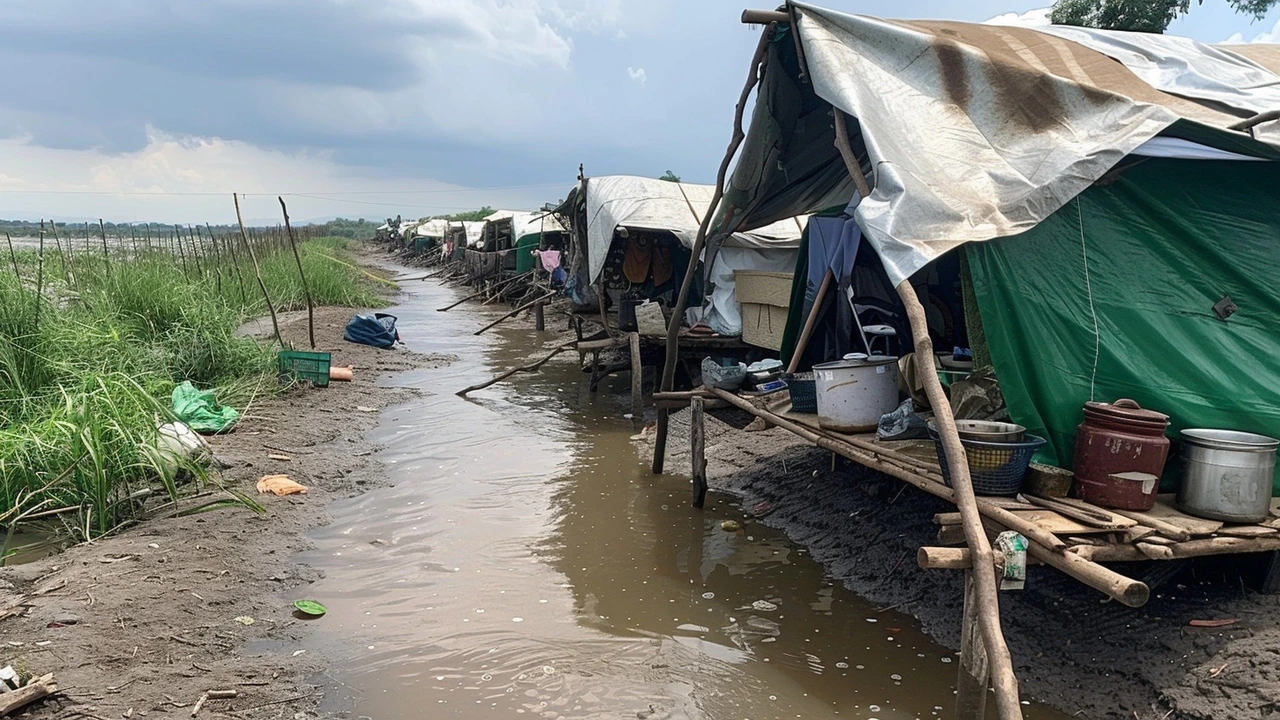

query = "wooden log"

[
  {"left": 456, "top": 343, "right": 575, "bottom": 397},
  {"left": 473, "top": 290, "right": 558, "bottom": 336},
  {"left": 691, "top": 396, "right": 708, "bottom": 508},
  {"left": 1107, "top": 508, "right": 1194, "bottom": 542},
  {"left": 629, "top": 332, "right": 643, "bottom": 419},
  {"left": 437, "top": 287, "right": 487, "bottom": 311},
  {"left": 918, "top": 547, "right": 974, "bottom": 571},
  {"left": 936, "top": 546, "right": 1149, "bottom": 607},
  {"left": 0, "top": 673, "right": 57, "bottom": 715},
  {"left": 534, "top": 301, "right": 546, "bottom": 331},
  {"left": 653, "top": 390, "right": 716, "bottom": 402},
  {"left": 1022, "top": 495, "right": 1136, "bottom": 530},
  {"left": 656, "top": 21, "right": 777, "bottom": 477},
  {"left": 741, "top": 9, "right": 789, "bottom": 24},
  {"left": 577, "top": 337, "right": 630, "bottom": 352},
  {"left": 955, "top": 570, "right": 991, "bottom": 720}
]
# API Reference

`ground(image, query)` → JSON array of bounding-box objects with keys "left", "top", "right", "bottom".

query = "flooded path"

[{"left": 297, "top": 276, "right": 1071, "bottom": 719}]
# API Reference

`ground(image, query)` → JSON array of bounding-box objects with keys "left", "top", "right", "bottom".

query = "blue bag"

[{"left": 343, "top": 313, "right": 400, "bottom": 349}]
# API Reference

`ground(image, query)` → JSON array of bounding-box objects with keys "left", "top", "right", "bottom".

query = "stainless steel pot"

[{"left": 1177, "top": 429, "right": 1279, "bottom": 523}]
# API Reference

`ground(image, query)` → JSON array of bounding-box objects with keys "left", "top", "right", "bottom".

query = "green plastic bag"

[{"left": 171, "top": 381, "right": 239, "bottom": 434}]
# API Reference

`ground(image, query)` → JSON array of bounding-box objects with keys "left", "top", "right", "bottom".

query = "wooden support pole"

[
  {"left": 955, "top": 570, "right": 991, "bottom": 720},
  {"left": 234, "top": 193, "right": 283, "bottom": 347},
  {"left": 98, "top": 218, "right": 110, "bottom": 272},
  {"left": 741, "top": 9, "right": 790, "bottom": 24},
  {"left": 279, "top": 197, "right": 315, "bottom": 349},
  {"left": 655, "top": 21, "right": 776, "bottom": 476},
  {"left": 691, "top": 396, "right": 708, "bottom": 508},
  {"left": 534, "top": 301, "right": 546, "bottom": 331},
  {"left": 896, "top": 279, "right": 1022, "bottom": 719},
  {"left": 933, "top": 546, "right": 1148, "bottom": 607},
  {"left": 214, "top": 222, "right": 249, "bottom": 305},
  {"left": 629, "top": 331, "right": 643, "bottom": 419},
  {"left": 785, "top": 269, "right": 833, "bottom": 373},
  {"left": 5, "top": 232, "right": 18, "bottom": 279},
  {"left": 473, "top": 290, "right": 557, "bottom": 336}
]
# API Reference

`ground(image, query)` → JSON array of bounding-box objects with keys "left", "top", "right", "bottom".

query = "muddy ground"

[
  {"left": 0, "top": 289, "right": 454, "bottom": 719},
  {"left": 5, "top": 247, "right": 1279, "bottom": 720},
  {"left": 655, "top": 407, "right": 1280, "bottom": 720}
]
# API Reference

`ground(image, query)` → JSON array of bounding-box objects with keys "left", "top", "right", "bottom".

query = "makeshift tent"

[
  {"left": 707, "top": 4, "right": 1280, "bottom": 484},
  {"left": 555, "top": 175, "right": 806, "bottom": 332}
]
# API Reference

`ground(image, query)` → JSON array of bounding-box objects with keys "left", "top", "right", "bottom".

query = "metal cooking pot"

[{"left": 1177, "top": 429, "right": 1279, "bottom": 523}]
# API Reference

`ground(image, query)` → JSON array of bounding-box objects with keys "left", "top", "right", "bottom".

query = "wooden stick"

[
  {"left": 629, "top": 331, "right": 643, "bottom": 419},
  {"left": 1072, "top": 535, "right": 1280, "bottom": 563},
  {"left": 97, "top": 218, "right": 111, "bottom": 272},
  {"left": 45, "top": 220, "right": 74, "bottom": 288},
  {"left": 955, "top": 570, "right": 990, "bottom": 720},
  {"left": 896, "top": 279, "right": 1023, "bottom": 718},
  {"left": 655, "top": 20, "right": 777, "bottom": 476},
  {"left": 234, "top": 193, "right": 283, "bottom": 347},
  {"left": 174, "top": 224, "right": 190, "bottom": 278},
  {"left": 785, "top": 269, "right": 833, "bottom": 373},
  {"left": 473, "top": 290, "right": 557, "bottom": 336},
  {"left": 0, "top": 673, "right": 57, "bottom": 715},
  {"left": 438, "top": 271, "right": 533, "bottom": 312},
  {"left": 832, "top": 108, "right": 872, "bottom": 199},
  {"left": 926, "top": 546, "right": 1147, "bottom": 607},
  {"left": 1107, "top": 508, "right": 1193, "bottom": 542},
  {"left": 279, "top": 197, "right": 315, "bottom": 349},
  {"left": 691, "top": 396, "right": 708, "bottom": 507},
  {"left": 457, "top": 343, "right": 575, "bottom": 397},
  {"left": 4, "top": 232, "right": 18, "bottom": 279}
]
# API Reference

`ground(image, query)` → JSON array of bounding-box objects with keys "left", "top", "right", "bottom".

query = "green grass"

[{"left": 0, "top": 234, "right": 385, "bottom": 554}]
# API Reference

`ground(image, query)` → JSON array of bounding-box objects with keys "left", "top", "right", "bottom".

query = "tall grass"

[{"left": 0, "top": 233, "right": 385, "bottom": 552}]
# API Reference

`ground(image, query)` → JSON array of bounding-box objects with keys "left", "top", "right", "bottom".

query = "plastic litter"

[
  {"left": 256, "top": 475, "right": 309, "bottom": 496},
  {"left": 343, "top": 313, "right": 400, "bottom": 349},
  {"left": 877, "top": 399, "right": 929, "bottom": 441},
  {"left": 170, "top": 382, "right": 239, "bottom": 434}
]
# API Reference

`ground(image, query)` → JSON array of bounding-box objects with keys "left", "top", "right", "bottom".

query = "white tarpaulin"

[
  {"left": 724, "top": 4, "right": 1280, "bottom": 286},
  {"left": 585, "top": 175, "right": 804, "bottom": 283},
  {"left": 411, "top": 218, "right": 449, "bottom": 239}
]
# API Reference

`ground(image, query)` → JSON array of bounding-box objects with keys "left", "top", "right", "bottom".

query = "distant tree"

[
  {"left": 658, "top": 171, "right": 681, "bottom": 183},
  {"left": 1050, "top": 0, "right": 1277, "bottom": 32},
  {"left": 439, "top": 207, "right": 495, "bottom": 222}
]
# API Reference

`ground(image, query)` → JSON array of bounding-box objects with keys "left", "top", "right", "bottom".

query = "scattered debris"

[
  {"left": 720, "top": 520, "right": 741, "bottom": 532},
  {"left": 256, "top": 475, "right": 309, "bottom": 496},
  {"left": 1210, "top": 662, "right": 1230, "bottom": 678},
  {"left": 0, "top": 672, "right": 57, "bottom": 715},
  {"left": 266, "top": 453, "right": 293, "bottom": 462},
  {"left": 293, "top": 600, "right": 327, "bottom": 617},
  {"left": 1189, "top": 618, "right": 1238, "bottom": 628},
  {"left": 233, "top": 616, "right": 256, "bottom": 626}
]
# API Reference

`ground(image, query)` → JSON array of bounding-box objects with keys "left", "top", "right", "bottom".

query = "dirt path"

[
  {"left": 0, "top": 298, "right": 454, "bottom": 719},
  {"left": 652, "top": 407, "right": 1280, "bottom": 720}
]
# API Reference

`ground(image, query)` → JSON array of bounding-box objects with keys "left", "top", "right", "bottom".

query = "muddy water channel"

[{"left": 298, "top": 278, "right": 1070, "bottom": 720}]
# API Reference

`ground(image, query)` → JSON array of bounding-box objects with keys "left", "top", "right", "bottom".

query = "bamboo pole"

[
  {"left": 654, "top": 21, "right": 776, "bottom": 475},
  {"left": 174, "top": 224, "right": 190, "bottom": 278},
  {"left": 279, "top": 197, "right": 315, "bottom": 349},
  {"left": 234, "top": 193, "right": 283, "bottom": 347},
  {"left": 34, "top": 228, "right": 45, "bottom": 322},
  {"left": 44, "top": 220, "right": 74, "bottom": 288},
  {"left": 438, "top": 270, "right": 533, "bottom": 311}
]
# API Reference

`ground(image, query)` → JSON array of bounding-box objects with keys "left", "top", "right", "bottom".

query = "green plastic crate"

[{"left": 278, "top": 350, "right": 331, "bottom": 387}]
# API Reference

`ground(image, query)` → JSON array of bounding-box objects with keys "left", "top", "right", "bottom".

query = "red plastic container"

[{"left": 1072, "top": 399, "right": 1171, "bottom": 511}]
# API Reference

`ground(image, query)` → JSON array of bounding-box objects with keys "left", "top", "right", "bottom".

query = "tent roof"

[
  {"left": 721, "top": 4, "right": 1280, "bottom": 285},
  {"left": 410, "top": 218, "right": 450, "bottom": 239},
  {"left": 582, "top": 175, "right": 806, "bottom": 283}
]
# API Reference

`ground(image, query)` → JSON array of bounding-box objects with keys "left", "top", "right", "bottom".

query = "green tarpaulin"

[{"left": 968, "top": 158, "right": 1280, "bottom": 492}]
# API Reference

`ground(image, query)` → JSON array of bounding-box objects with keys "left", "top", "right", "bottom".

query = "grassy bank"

[{"left": 0, "top": 234, "right": 388, "bottom": 554}]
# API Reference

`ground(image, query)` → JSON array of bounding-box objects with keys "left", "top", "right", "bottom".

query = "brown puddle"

[{"left": 296, "top": 277, "right": 1072, "bottom": 720}]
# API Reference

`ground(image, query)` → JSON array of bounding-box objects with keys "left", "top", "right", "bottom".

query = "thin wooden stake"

[
  {"left": 98, "top": 218, "right": 111, "bottom": 272},
  {"left": 234, "top": 193, "right": 283, "bottom": 347},
  {"left": 215, "top": 222, "right": 249, "bottom": 305},
  {"left": 174, "top": 224, "right": 190, "bottom": 278},
  {"left": 629, "top": 331, "right": 643, "bottom": 419},
  {"left": 457, "top": 342, "right": 575, "bottom": 396},
  {"left": 44, "top": 220, "right": 74, "bottom": 288},
  {"left": 5, "top": 232, "right": 18, "bottom": 279},
  {"left": 279, "top": 197, "right": 315, "bottom": 349},
  {"left": 955, "top": 569, "right": 991, "bottom": 720},
  {"left": 473, "top": 290, "right": 557, "bottom": 336},
  {"left": 691, "top": 396, "right": 708, "bottom": 508}
]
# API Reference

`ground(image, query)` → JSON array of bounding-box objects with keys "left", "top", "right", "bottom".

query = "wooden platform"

[{"left": 705, "top": 389, "right": 1280, "bottom": 607}]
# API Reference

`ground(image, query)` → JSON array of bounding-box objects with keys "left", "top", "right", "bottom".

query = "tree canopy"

[
  {"left": 1050, "top": 0, "right": 1277, "bottom": 32},
  {"left": 438, "top": 206, "right": 495, "bottom": 222}
]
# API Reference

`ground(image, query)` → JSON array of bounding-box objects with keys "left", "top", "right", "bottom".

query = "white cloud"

[
  {"left": 616, "top": 28, "right": 629, "bottom": 40},
  {"left": 984, "top": 8, "right": 1052, "bottom": 27},
  {"left": 1224, "top": 16, "right": 1280, "bottom": 43},
  {"left": 0, "top": 127, "right": 557, "bottom": 223},
  {"left": 627, "top": 66, "right": 647, "bottom": 86}
]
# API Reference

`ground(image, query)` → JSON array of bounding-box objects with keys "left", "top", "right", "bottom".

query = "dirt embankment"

[
  {"left": 0, "top": 301, "right": 454, "bottom": 720},
  {"left": 655, "top": 407, "right": 1280, "bottom": 720}
]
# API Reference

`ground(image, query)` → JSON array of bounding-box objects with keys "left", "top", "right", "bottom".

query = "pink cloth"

[{"left": 535, "top": 249, "right": 562, "bottom": 273}]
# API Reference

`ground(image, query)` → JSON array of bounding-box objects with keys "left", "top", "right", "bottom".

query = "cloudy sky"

[{"left": 1, "top": 0, "right": 1277, "bottom": 225}]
